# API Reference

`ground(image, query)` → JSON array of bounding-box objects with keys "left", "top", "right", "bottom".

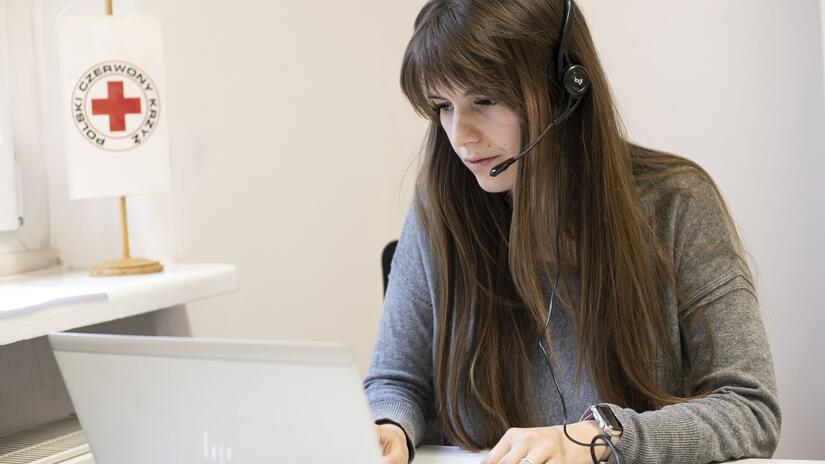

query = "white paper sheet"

[{"left": 0, "top": 271, "right": 108, "bottom": 317}]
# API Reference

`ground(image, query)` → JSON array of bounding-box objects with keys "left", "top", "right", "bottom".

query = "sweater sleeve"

[
  {"left": 363, "top": 202, "right": 435, "bottom": 461},
  {"left": 603, "top": 174, "right": 781, "bottom": 463}
]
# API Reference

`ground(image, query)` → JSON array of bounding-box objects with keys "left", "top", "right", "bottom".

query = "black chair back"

[{"left": 382, "top": 240, "right": 398, "bottom": 298}]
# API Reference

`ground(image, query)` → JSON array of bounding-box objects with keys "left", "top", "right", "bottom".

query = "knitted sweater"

[{"left": 364, "top": 170, "right": 781, "bottom": 463}]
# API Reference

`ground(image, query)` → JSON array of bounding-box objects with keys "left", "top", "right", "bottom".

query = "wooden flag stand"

[
  {"left": 91, "top": 197, "right": 164, "bottom": 276},
  {"left": 90, "top": 0, "right": 163, "bottom": 277}
]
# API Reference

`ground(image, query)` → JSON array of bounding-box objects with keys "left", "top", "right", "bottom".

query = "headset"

[
  {"left": 489, "top": 0, "right": 591, "bottom": 178},
  {"left": 491, "top": 1, "right": 625, "bottom": 463}
]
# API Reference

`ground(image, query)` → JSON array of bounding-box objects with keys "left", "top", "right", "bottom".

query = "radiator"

[{"left": 0, "top": 417, "right": 94, "bottom": 464}]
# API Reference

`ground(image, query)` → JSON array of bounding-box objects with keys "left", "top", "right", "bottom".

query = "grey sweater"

[{"left": 364, "top": 170, "right": 781, "bottom": 463}]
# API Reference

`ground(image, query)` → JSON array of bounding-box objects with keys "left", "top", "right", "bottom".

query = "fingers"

[
  {"left": 498, "top": 446, "right": 550, "bottom": 464},
  {"left": 481, "top": 431, "right": 512, "bottom": 464},
  {"left": 514, "top": 449, "right": 552, "bottom": 464},
  {"left": 376, "top": 425, "right": 408, "bottom": 464},
  {"left": 482, "top": 427, "right": 555, "bottom": 464},
  {"left": 384, "top": 450, "right": 408, "bottom": 464},
  {"left": 380, "top": 438, "right": 408, "bottom": 464},
  {"left": 381, "top": 445, "right": 407, "bottom": 464}
]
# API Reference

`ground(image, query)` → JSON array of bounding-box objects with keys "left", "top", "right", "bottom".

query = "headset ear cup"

[{"left": 563, "top": 64, "right": 591, "bottom": 97}]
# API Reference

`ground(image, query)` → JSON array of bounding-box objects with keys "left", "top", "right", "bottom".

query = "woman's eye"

[{"left": 430, "top": 98, "right": 496, "bottom": 113}]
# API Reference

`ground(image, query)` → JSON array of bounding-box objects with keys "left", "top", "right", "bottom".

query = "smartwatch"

[{"left": 582, "top": 404, "right": 623, "bottom": 440}]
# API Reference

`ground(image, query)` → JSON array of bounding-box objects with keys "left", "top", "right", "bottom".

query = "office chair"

[{"left": 382, "top": 240, "right": 398, "bottom": 298}]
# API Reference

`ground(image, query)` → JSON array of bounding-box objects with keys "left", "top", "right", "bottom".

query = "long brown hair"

[{"left": 400, "top": 0, "right": 745, "bottom": 450}]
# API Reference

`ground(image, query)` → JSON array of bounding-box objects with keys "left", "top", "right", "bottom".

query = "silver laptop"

[{"left": 48, "top": 332, "right": 383, "bottom": 464}]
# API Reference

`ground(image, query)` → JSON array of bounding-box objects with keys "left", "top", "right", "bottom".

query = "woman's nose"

[{"left": 449, "top": 110, "right": 481, "bottom": 148}]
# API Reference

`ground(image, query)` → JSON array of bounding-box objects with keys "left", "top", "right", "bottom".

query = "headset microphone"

[{"left": 489, "top": 90, "right": 584, "bottom": 177}]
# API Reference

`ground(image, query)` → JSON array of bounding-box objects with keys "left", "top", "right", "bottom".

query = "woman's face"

[{"left": 428, "top": 85, "right": 521, "bottom": 193}]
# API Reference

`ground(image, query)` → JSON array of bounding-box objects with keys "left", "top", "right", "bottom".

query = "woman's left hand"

[{"left": 480, "top": 420, "right": 608, "bottom": 464}]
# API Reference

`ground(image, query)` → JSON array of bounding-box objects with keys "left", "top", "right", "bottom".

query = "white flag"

[{"left": 58, "top": 15, "right": 171, "bottom": 199}]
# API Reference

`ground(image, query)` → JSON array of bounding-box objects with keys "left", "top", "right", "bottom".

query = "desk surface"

[{"left": 414, "top": 446, "right": 822, "bottom": 463}]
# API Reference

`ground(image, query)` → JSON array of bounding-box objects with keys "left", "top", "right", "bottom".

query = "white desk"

[
  {"left": 8, "top": 443, "right": 821, "bottom": 464},
  {"left": 414, "top": 446, "right": 823, "bottom": 463},
  {"left": 0, "top": 263, "right": 238, "bottom": 345}
]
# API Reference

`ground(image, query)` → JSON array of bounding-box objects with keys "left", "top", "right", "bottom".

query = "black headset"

[{"left": 489, "top": 0, "right": 591, "bottom": 177}]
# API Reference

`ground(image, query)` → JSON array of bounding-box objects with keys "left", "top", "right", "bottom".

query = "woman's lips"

[{"left": 464, "top": 156, "right": 498, "bottom": 173}]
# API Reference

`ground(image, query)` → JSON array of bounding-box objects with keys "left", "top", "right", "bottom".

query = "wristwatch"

[{"left": 581, "top": 404, "right": 623, "bottom": 441}]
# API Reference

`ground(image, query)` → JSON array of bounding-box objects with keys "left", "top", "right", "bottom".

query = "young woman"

[{"left": 364, "top": 1, "right": 781, "bottom": 463}]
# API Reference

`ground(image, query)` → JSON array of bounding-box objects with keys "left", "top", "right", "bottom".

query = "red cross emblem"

[{"left": 91, "top": 80, "right": 142, "bottom": 132}]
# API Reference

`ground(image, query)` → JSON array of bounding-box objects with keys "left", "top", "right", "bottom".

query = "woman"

[{"left": 364, "top": 1, "right": 781, "bottom": 463}]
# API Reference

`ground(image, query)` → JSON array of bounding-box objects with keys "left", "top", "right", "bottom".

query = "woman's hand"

[
  {"left": 375, "top": 422, "right": 409, "bottom": 464},
  {"left": 481, "top": 421, "right": 608, "bottom": 464}
]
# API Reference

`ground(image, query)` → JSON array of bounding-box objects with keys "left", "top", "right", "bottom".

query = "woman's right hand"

[{"left": 375, "top": 422, "right": 409, "bottom": 464}]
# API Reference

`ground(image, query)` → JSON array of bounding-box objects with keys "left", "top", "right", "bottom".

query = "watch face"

[{"left": 595, "top": 405, "right": 623, "bottom": 433}]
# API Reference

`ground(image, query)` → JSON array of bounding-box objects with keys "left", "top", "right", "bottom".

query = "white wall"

[
  {"left": 134, "top": 0, "right": 426, "bottom": 375},
  {"left": 24, "top": 0, "right": 825, "bottom": 460}
]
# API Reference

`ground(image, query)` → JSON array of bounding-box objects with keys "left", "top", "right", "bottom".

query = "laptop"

[{"left": 48, "top": 332, "right": 383, "bottom": 464}]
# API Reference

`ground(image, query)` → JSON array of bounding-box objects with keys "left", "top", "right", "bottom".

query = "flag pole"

[
  {"left": 90, "top": 0, "right": 164, "bottom": 277},
  {"left": 119, "top": 196, "right": 130, "bottom": 259}
]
